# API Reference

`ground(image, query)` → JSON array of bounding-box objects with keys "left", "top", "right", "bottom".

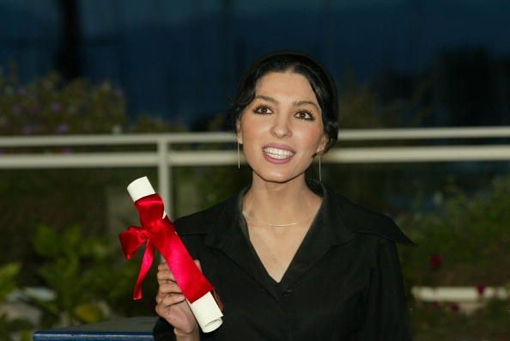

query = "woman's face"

[{"left": 237, "top": 71, "right": 328, "bottom": 184}]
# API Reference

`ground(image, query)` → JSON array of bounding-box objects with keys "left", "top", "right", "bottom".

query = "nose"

[{"left": 270, "top": 113, "right": 292, "bottom": 138}]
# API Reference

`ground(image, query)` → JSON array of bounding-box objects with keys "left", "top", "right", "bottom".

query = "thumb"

[{"left": 194, "top": 259, "right": 202, "bottom": 272}]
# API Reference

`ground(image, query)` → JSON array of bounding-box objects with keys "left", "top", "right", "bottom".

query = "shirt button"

[{"left": 283, "top": 289, "right": 293, "bottom": 297}]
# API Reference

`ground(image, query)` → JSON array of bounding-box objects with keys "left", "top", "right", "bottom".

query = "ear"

[
  {"left": 316, "top": 134, "right": 328, "bottom": 155},
  {"left": 236, "top": 120, "right": 243, "bottom": 144}
]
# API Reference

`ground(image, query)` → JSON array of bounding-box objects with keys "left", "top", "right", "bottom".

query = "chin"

[{"left": 255, "top": 169, "right": 302, "bottom": 184}]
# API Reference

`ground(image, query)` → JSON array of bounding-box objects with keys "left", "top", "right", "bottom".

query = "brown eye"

[
  {"left": 295, "top": 110, "right": 314, "bottom": 121},
  {"left": 253, "top": 105, "right": 272, "bottom": 114}
]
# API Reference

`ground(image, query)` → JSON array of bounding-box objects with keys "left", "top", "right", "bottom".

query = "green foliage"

[
  {"left": 0, "top": 263, "right": 34, "bottom": 341},
  {"left": 29, "top": 225, "right": 110, "bottom": 326},
  {"left": 131, "top": 114, "right": 188, "bottom": 133},
  {"left": 0, "top": 66, "right": 172, "bottom": 323},
  {"left": 0, "top": 314, "right": 33, "bottom": 341},
  {"left": 191, "top": 166, "right": 250, "bottom": 213},
  {"left": 0, "top": 263, "right": 20, "bottom": 303},
  {"left": 27, "top": 224, "right": 157, "bottom": 327},
  {"left": 0, "top": 65, "right": 126, "bottom": 136},
  {"left": 411, "top": 298, "right": 510, "bottom": 341},
  {"left": 401, "top": 176, "right": 510, "bottom": 287},
  {"left": 399, "top": 176, "right": 510, "bottom": 338},
  {"left": 0, "top": 64, "right": 193, "bottom": 137}
]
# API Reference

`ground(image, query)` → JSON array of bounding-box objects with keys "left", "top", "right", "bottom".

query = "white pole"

[{"left": 157, "top": 139, "right": 171, "bottom": 219}]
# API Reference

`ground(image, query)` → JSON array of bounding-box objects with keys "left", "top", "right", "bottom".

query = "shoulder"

[
  {"left": 172, "top": 195, "right": 237, "bottom": 236},
  {"left": 329, "top": 189, "right": 416, "bottom": 246}
]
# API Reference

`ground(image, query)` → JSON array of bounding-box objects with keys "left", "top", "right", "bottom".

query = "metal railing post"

[{"left": 157, "top": 138, "right": 171, "bottom": 219}]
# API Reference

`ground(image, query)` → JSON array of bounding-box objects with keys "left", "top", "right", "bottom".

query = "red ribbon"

[{"left": 119, "top": 194, "right": 214, "bottom": 303}]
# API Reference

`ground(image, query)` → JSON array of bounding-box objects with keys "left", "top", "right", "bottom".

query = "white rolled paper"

[
  {"left": 127, "top": 176, "right": 223, "bottom": 333},
  {"left": 127, "top": 176, "right": 156, "bottom": 202}
]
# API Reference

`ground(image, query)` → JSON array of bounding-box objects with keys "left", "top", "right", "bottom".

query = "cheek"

[
  {"left": 295, "top": 127, "right": 324, "bottom": 152},
  {"left": 239, "top": 122, "right": 259, "bottom": 158},
  {"left": 240, "top": 117, "right": 267, "bottom": 141}
]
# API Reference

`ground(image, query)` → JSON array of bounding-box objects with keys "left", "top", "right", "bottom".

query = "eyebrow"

[{"left": 254, "top": 95, "right": 320, "bottom": 111}]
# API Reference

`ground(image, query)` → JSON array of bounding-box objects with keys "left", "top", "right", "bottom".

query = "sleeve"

[
  {"left": 153, "top": 317, "right": 176, "bottom": 341},
  {"left": 358, "top": 238, "right": 413, "bottom": 340}
]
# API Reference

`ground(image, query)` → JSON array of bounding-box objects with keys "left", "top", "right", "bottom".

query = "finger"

[
  {"left": 155, "top": 301, "right": 182, "bottom": 318},
  {"left": 156, "top": 288, "right": 180, "bottom": 304},
  {"left": 157, "top": 269, "right": 176, "bottom": 284},
  {"left": 156, "top": 292, "right": 164, "bottom": 304},
  {"left": 158, "top": 262, "right": 169, "bottom": 271},
  {"left": 157, "top": 275, "right": 175, "bottom": 286},
  {"left": 159, "top": 282, "right": 182, "bottom": 295},
  {"left": 161, "top": 293, "right": 186, "bottom": 307},
  {"left": 194, "top": 259, "right": 202, "bottom": 272}
]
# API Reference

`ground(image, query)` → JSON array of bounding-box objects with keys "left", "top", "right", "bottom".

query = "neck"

[{"left": 242, "top": 174, "right": 321, "bottom": 226}]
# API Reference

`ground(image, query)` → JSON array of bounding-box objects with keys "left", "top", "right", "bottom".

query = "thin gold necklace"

[{"left": 242, "top": 209, "right": 318, "bottom": 227}]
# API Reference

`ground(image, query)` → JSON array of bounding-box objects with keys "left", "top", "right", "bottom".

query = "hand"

[{"left": 155, "top": 260, "right": 200, "bottom": 336}]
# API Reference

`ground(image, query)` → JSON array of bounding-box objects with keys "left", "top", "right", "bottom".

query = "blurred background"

[{"left": 1, "top": 1, "right": 509, "bottom": 340}]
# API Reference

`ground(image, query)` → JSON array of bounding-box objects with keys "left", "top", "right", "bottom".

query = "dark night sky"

[{"left": 1, "top": 0, "right": 509, "bottom": 125}]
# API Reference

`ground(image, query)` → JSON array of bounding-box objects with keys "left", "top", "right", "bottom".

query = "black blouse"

[{"left": 153, "top": 179, "right": 415, "bottom": 340}]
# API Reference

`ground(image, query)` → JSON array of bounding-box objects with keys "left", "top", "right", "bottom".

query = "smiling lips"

[{"left": 262, "top": 146, "right": 296, "bottom": 164}]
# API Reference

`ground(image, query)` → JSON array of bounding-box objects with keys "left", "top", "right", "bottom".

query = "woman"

[{"left": 153, "top": 50, "right": 415, "bottom": 340}]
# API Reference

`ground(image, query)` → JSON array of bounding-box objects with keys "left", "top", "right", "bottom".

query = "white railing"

[
  {"left": 0, "top": 132, "right": 237, "bottom": 217},
  {"left": 1, "top": 126, "right": 510, "bottom": 219}
]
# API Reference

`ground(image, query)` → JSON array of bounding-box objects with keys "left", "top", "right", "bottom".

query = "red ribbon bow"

[{"left": 119, "top": 194, "right": 214, "bottom": 303}]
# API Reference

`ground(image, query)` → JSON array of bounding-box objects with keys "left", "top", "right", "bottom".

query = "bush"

[
  {"left": 401, "top": 176, "right": 510, "bottom": 287},
  {"left": 27, "top": 224, "right": 158, "bottom": 328},
  {"left": 0, "top": 65, "right": 126, "bottom": 136},
  {"left": 399, "top": 176, "right": 510, "bottom": 339},
  {"left": 0, "top": 263, "right": 33, "bottom": 341}
]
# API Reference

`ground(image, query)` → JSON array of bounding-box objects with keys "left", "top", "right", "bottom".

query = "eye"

[
  {"left": 253, "top": 105, "right": 273, "bottom": 115},
  {"left": 295, "top": 110, "right": 315, "bottom": 121}
]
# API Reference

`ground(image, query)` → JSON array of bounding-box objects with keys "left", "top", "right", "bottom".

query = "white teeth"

[{"left": 263, "top": 147, "right": 295, "bottom": 159}]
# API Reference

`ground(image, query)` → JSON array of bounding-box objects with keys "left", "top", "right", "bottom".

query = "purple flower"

[
  {"left": 17, "top": 87, "right": 27, "bottom": 96},
  {"left": 51, "top": 102, "right": 62, "bottom": 113},
  {"left": 57, "top": 123, "right": 69, "bottom": 134}
]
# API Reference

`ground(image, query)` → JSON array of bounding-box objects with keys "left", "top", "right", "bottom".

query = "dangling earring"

[
  {"left": 318, "top": 153, "right": 322, "bottom": 182},
  {"left": 237, "top": 142, "right": 241, "bottom": 169}
]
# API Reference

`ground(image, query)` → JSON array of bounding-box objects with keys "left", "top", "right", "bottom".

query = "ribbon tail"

[{"left": 133, "top": 240, "right": 156, "bottom": 300}]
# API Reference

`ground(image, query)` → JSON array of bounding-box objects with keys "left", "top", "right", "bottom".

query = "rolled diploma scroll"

[{"left": 127, "top": 176, "right": 223, "bottom": 333}]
